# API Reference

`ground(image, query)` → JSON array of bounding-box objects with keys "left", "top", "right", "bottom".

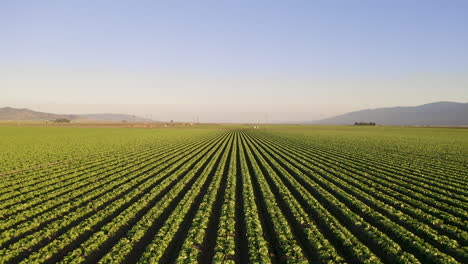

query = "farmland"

[{"left": 0, "top": 125, "right": 467, "bottom": 264}]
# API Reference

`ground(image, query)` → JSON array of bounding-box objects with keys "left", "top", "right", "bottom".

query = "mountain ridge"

[
  {"left": 311, "top": 101, "right": 468, "bottom": 126},
  {"left": 0, "top": 107, "right": 153, "bottom": 122}
]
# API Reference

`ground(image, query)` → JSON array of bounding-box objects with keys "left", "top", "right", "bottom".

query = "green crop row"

[{"left": 1, "top": 126, "right": 466, "bottom": 264}]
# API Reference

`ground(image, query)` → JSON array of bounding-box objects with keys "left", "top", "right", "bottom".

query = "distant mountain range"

[
  {"left": 0, "top": 107, "right": 153, "bottom": 122},
  {"left": 3, "top": 102, "right": 467, "bottom": 126},
  {"left": 312, "top": 102, "right": 468, "bottom": 126}
]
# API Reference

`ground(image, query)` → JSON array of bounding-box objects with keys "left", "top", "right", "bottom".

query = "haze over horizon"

[{"left": 2, "top": 1, "right": 467, "bottom": 123}]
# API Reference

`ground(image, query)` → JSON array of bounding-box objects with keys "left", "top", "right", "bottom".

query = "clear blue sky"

[{"left": 1, "top": 1, "right": 467, "bottom": 122}]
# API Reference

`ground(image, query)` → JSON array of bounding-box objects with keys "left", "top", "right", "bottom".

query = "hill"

[
  {"left": 0, "top": 107, "right": 76, "bottom": 121},
  {"left": 0, "top": 107, "right": 152, "bottom": 122},
  {"left": 313, "top": 102, "right": 468, "bottom": 126}
]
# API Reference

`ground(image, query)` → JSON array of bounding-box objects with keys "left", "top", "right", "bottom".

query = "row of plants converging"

[{"left": 0, "top": 128, "right": 466, "bottom": 263}]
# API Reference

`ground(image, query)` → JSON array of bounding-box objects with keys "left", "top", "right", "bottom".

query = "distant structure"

[{"left": 354, "top": 122, "right": 376, "bottom": 126}]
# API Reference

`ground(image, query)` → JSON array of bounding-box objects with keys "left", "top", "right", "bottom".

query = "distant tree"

[
  {"left": 53, "top": 118, "right": 71, "bottom": 123},
  {"left": 354, "top": 122, "right": 376, "bottom": 126}
]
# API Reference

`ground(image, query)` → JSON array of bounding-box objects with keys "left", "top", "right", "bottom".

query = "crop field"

[{"left": 0, "top": 125, "right": 467, "bottom": 264}]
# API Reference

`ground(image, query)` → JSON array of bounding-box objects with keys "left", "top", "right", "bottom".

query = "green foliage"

[{"left": 0, "top": 125, "right": 466, "bottom": 263}]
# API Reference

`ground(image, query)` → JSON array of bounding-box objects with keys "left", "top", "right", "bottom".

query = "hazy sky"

[{"left": 1, "top": 1, "right": 467, "bottom": 123}]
